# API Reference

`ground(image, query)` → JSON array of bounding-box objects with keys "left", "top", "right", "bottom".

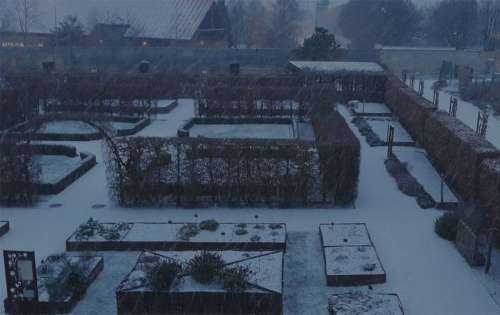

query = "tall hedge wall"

[
  {"left": 385, "top": 75, "right": 500, "bottom": 235},
  {"left": 312, "top": 110, "right": 360, "bottom": 205},
  {"left": 106, "top": 137, "right": 324, "bottom": 207}
]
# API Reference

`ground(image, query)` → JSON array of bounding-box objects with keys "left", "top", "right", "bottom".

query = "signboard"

[{"left": 3, "top": 250, "right": 38, "bottom": 302}]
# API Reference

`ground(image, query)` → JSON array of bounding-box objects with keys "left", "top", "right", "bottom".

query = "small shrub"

[
  {"left": 74, "top": 218, "right": 100, "bottom": 240},
  {"left": 235, "top": 228, "right": 248, "bottom": 235},
  {"left": 188, "top": 252, "right": 225, "bottom": 284},
  {"left": 236, "top": 223, "right": 247, "bottom": 228},
  {"left": 434, "top": 213, "right": 459, "bottom": 241},
  {"left": 199, "top": 219, "right": 219, "bottom": 231},
  {"left": 221, "top": 265, "right": 253, "bottom": 293},
  {"left": 254, "top": 224, "right": 265, "bottom": 230},
  {"left": 178, "top": 223, "right": 200, "bottom": 241},
  {"left": 250, "top": 235, "right": 261, "bottom": 242},
  {"left": 147, "top": 259, "right": 183, "bottom": 291},
  {"left": 268, "top": 223, "right": 283, "bottom": 230}
]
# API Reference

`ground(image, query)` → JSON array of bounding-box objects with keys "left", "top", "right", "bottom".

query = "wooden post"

[
  {"left": 387, "top": 125, "right": 395, "bottom": 158},
  {"left": 418, "top": 80, "right": 424, "bottom": 96}
]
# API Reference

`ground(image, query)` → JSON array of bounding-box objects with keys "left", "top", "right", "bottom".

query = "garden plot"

[
  {"left": 328, "top": 293, "right": 404, "bottom": 315},
  {"left": 320, "top": 223, "right": 372, "bottom": 247},
  {"left": 116, "top": 250, "right": 283, "bottom": 314},
  {"left": 351, "top": 102, "right": 393, "bottom": 116},
  {"left": 37, "top": 120, "right": 136, "bottom": 134},
  {"left": 323, "top": 246, "right": 386, "bottom": 286},
  {"left": 66, "top": 219, "right": 286, "bottom": 251},
  {"left": 320, "top": 223, "right": 386, "bottom": 286},
  {"left": 393, "top": 149, "right": 459, "bottom": 206},
  {"left": 189, "top": 123, "right": 294, "bottom": 139},
  {"left": 366, "top": 118, "right": 414, "bottom": 146},
  {"left": 34, "top": 155, "right": 89, "bottom": 185},
  {"left": 4, "top": 254, "right": 103, "bottom": 314},
  {"left": 0, "top": 221, "right": 9, "bottom": 237}
]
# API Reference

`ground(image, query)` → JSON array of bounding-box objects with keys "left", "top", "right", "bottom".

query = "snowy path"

[
  {"left": 421, "top": 79, "right": 500, "bottom": 149},
  {"left": 0, "top": 104, "right": 499, "bottom": 314}
]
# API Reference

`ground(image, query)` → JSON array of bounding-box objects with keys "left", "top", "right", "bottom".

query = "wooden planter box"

[
  {"left": 66, "top": 222, "right": 286, "bottom": 252},
  {"left": 4, "top": 256, "right": 104, "bottom": 314},
  {"left": 0, "top": 221, "right": 9, "bottom": 238},
  {"left": 116, "top": 250, "right": 283, "bottom": 314},
  {"left": 320, "top": 223, "right": 386, "bottom": 286}
]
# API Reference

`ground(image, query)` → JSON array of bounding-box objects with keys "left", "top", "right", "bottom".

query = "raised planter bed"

[
  {"left": 4, "top": 254, "right": 104, "bottom": 314},
  {"left": 35, "top": 152, "right": 97, "bottom": 194},
  {"left": 66, "top": 220, "right": 286, "bottom": 252},
  {"left": 328, "top": 293, "right": 404, "bottom": 314},
  {"left": 350, "top": 102, "right": 393, "bottom": 117},
  {"left": 320, "top": 223, "right": 386, "bottom": 286},
  {"left": 116, "top": 250, "right": 283, "bottom": 314},
  {"left": 352, "top": 117, "right": 415, "bottom": 147},
  {"left": 10, "top": 116, "right": 150, "bottom": 141},
  {"left": 178, "top": 117, "right": 297, "bottom": 140},
  {"left": 0, "top": 221, "right": 9, "bottom": 237}
]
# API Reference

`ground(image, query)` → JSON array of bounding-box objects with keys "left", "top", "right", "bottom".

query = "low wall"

[
  {"left": 379, "top": 47, "right": 499, "bottom": 75},
  {"left": 385, "top": 75, "right": 500, "bottom": 234}
]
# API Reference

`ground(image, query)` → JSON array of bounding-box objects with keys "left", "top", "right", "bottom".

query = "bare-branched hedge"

[{"left": 106, "top": 137, "right": 325, "bottom": 207}]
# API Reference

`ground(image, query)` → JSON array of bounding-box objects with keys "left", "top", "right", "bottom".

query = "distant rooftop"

[
  {"left": 21, "top": 0, "right": 216, "bottom": 40},
  {"left": 289, "top": 61, "right": 385, "bottom": 75}
]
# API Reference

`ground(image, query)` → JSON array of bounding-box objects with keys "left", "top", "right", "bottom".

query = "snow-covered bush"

[
  {"left": 188, "top": 252, "right": 225, "bottom": 284},
  {"left": 199, "top": 219, "right": 219, "bottom": 231},
  {"left": 147, "top": 259, "right": 184, "bottom": 291},
  {"left": 221, "top": 265, "right": 254, "bottom": 293},
  {"left": 434, "top": 212, "right": 459, "bottom": 241},
  {"left": 178, "top": 223, "right": 200, "bottom": 241}
]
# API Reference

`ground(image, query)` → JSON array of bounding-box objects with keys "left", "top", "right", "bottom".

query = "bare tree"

[
  {"left": 0, "top": 0, "right": 14, "bottom": 31},
  {"left": 480, "top": 0, "right": 500, "bottom": 51},
  {"left": 267, "top": 0, "right": 302, "bottom": 48},
  {"left": 14, "top": 0, "right": 39, "bottom": 34}
]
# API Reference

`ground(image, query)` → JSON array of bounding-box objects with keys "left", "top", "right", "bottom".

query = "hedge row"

[
  {"left": 106, "top": 137, "right": 325, "bottom": 207},
  {"left": 385, "top": 76, "right": 500, "bottom": 233},
  {"left": 312, "top": 110, "right": 360, "bottom": 205}
]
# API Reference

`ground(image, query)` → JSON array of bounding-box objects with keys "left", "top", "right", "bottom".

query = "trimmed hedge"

[{"left": 312, "top": 110, "right": 360, "bottom": 205}]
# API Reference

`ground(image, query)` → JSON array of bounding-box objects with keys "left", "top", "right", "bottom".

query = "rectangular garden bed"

[
  {"left": 34, "top": 152, "right": 97, "bottom": 194},
  {"left": 4, "top": 254, "right": 103, "bottom": 314},
  {"left": 320, "top": 223, "right": 386, "bottom": 286},
  {"left": 66, "top": 219, "right": 286, "bottom": 252},
  {"left": 323, "top": 246, "right": 386, "bottom": 286},
  {"left": 0, "top": 221, "right": 9, "bottom": 237},
  {"left": 366, "top": 118, "right": 415, "bottom": 146},
  {"left": 116, "top": 250, "right": 283, "bottom": 314},
  {"left": 320, "top": 223, "right": 372, "bottom": 247},
  {"left": 328, "top": 293, "right": 404, "bottom": 314},
  {"left": 351, "top": 102, "right": 393, "bottom": 117},
  {"left": 394, "top": 149, "right": 459, "bottom": 208}
]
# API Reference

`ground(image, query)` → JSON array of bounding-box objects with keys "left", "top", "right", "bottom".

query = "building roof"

[
  {"left": 289, "top": 61, "right": 385, "bottom": 75},
  {"left": 23, "top": 0, "right": 216, "bottom": 40}
]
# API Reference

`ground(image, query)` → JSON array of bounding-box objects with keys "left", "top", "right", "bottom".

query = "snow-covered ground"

[
  {"left": 421, "top": 78, "right": 500, "bottom": 149},
  {"left": 352, "top": 102, "right": 393, "bottom": 115},
  {"left": 33, "top": 154, "right": 88, "bottom": 184},
  {"left": 38, "top": 120, "right": 136, "bottom": 134},
  {"left": 189, "top": 123, "right": 294, "bottom": 139},
  {"left": 366, "top": 118, "right": 414, "bottom": 144},
  {"left": 0, "top": 101, "right": 499, "bottom": 314},
  {"left": 393, "top": 148, "right": 458, "bottom": 204}
]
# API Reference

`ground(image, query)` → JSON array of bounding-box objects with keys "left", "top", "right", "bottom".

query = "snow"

[
  {"left": 0, "top": 101, "right": 499, "bottom": 315},
  {"left": 421, "top": 78, "right": 500, "bottom": 149},
  {"left": 320, "top": 224, "right": 372, "bottom": 247},
  {"left": 189, "top": 123, "right": 294, "bottom": 139},
  {"left": 68, "top": 222, "right": 286, "bottom": 244},
  {"left": 366, "top": 118, "right": 414, "bottom": 144},
  {"left": 118, "top": 250, "right": 283, "bottom": 294},
  {"left": 328, "top": 292, "right": 403, "bottom": 315},
  {"left": 393, "top": 148, "right": 459, "bottom": 203},
  {"left": 324, "top": 246, "right": 384, "bottom": 277},
  {"left": 33, "top": 154, "right": 87, "bottom": 184},
  {"left": 351, "top": 102, "right": 393, "bottom": 115},
  {"left": 290, "top": 61, "right": 385, "bottom": 74},
  {"left": 37, "top": 120, "right": 136, "bottom": 134}
]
